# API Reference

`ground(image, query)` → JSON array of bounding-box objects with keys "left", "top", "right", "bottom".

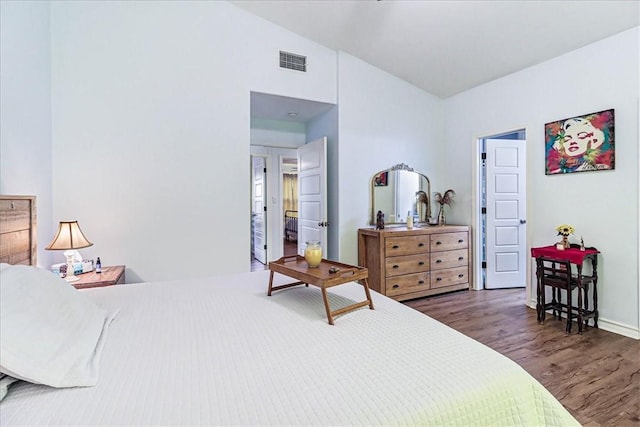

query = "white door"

[
  {"left": 252, "top": 156, "right": 267, "bottom": 265},
  {"left": 486, "top": 139, "right": 527, "bottom": 288},
  {"left": 297, "top": 137, "right": 328, "bottom": 257}
]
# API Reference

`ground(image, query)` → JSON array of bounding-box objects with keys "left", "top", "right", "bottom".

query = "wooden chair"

[{"left": 536, "top": 256, "right": 576, "bottom": 333}]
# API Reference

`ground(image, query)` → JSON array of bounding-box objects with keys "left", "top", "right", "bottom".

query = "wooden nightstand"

[{"left": 72, "top": 265, "right": 125, "bottom": 289}]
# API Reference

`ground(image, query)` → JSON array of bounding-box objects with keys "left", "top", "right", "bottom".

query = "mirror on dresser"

[{"left": 370, "top": 163, "right": 431, "bottom": 225}]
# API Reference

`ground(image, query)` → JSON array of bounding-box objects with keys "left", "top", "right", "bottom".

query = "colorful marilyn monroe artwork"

[{"left": 545, "top": 109, "right": 615, "bottom": 175}]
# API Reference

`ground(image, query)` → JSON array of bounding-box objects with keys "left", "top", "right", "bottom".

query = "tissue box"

[
  {"left": 82, "top": 261, "right": 94, "bottom": 273},
  {"left": 73, "top": 262, "right": 84, "bottom": 275},
  {"left": 51, "top": 263, "right": 65, "bottom": 275},
  {"left": 52, "top": 262, "right": 88, "bottom": 275}
]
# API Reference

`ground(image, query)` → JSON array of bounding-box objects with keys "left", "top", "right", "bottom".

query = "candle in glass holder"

[{"left": 304, "top": 240, "right": 322, "bottom": 268}]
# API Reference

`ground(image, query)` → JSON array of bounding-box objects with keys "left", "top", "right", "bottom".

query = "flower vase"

[
  {"left": 437, "top": 206, "right": 446, "bottom": 226},
  {"left": 561, "top": 235, "right": 570, "bottom": 249}
]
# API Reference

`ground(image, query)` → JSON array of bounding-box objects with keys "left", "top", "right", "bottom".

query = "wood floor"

[
  {"left": 404, "top": 288, "right": 640, "bottom": 426},
  {"left": 251, "top": 239, "right": 297, "bottom": 271}
]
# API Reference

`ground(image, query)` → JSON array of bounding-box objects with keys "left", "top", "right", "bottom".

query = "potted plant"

[
  {"left": 434, "top": 189, "right": 455, "bottom": 226},
  {"left": 555, "top": 224, "right": 575, "bottom": 249}
]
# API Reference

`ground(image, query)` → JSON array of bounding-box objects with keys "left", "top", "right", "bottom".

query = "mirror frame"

[{"left": 370, "top": 163, "right": 431, "bottom": 226}]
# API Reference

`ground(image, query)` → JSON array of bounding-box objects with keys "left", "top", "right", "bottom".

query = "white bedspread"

[{"left": 0, "top": 270, "right": 578, "bottom": 426}]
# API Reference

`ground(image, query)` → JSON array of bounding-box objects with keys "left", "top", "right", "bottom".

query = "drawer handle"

[
  {"left": 392, "top": 265, "right": 399, "bottom": 269},
  {"left": 436, "top": 277, "right": 442, "bottom": 281},
  {"left": 436, "top": 241, "right": 442, "bottom": 245},
  {"left": 418, "top": 243, "right": 424, "bottom": 247},
  {"left": 458, "top": 274, "right": 464, "bottom": 278},
  {"left": 392, "top": 245, "right": 399, "bottom": 249},
  {"left": 418, "top": 280, "right": 424, "bottom": 285},
  {"left": 458, "top": 257, "right": 464, "bottom": 261},
  {"left": 458, "top": 239, "right": 464, "bottom": 243},
  {"left": 418, "top": 261, "right": 424, "bottom": 266},
  {"left": 392, "top": 284, "right": 399, "bottom": 289},
  {"left": 436, "top": 259, "right": 442, "bottom": 263}
]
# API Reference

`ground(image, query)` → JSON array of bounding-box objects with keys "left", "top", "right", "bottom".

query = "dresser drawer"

[
  {"left": 386, "top": 272, "right": 430, "bottom": 297},
  {"left": 430, "top": 248, "right": 468, "bottom": 270},
  {"left": 385, "top": 254, "right": 430, "bottom": 277},
  {"left": 430, "top": 232, "right": 468, "bottom": 252},
  {"left": 385, "top": 235, "right": 430, "bottom": 256},
  {"left": 431, "top": 266, "right": 469, "bottom": 289}
]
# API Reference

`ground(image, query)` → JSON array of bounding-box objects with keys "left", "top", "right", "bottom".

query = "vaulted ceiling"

[{"left": 233, "top": 0, "right": 639, "bottom": 99}]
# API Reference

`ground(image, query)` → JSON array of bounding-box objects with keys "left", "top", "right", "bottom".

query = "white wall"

[
  {"left": 251, "top": 118, "right": 306, "bottom": 148},
  {"left": 337, "top": 52, "right": 445, "bottom": 266},
  {"left": 444, "top": 28, "right": 640, "bottom": 337},
  {"left": 0, "top": 1, "right": 54, "bottom": 269},
  {"left": 49, "top": 1, "right": 337, "bottom": 282}
]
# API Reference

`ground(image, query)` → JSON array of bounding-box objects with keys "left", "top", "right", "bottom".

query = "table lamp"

[{"left": 46, "top": 221, "right": 93, "bottom": 282}]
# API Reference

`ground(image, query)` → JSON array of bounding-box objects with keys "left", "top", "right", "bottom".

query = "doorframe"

[
  {"left": 472, "top": 127, "right": 530, "bottom": 298},
  {"left": 249, "top": 146, "right": 298, "bottom": 266},
  {"left": 250, "top": 153, "right": 269, "bottom": 265}
]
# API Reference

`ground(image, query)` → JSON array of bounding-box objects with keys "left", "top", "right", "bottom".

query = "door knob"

[
  {"left": 520, "top": 219, "right": 527, "bottom": 224},
  {"left": 318, "top": 221, "right": 330, "bottom": 227}
]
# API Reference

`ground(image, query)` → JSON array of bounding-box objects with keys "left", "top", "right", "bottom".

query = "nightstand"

[{"left": 72, "top": 265, "right": 125, "bottom": 289}]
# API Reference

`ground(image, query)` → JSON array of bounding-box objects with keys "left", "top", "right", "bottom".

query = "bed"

[
  {"left": 284, "top": 209, "right": 298, "bottom": 241},
  {"left": 0, "top": 197, "right": 579, "bottom": 426}
]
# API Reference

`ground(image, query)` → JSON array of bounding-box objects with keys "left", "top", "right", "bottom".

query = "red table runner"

[{"left": 531, "top": 245, "right": 599, "bottom": 265}]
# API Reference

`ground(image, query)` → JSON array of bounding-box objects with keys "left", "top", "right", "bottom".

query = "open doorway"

[
  {"left": 474, "top": 129, "right": 527, "bottom": 290},
  {"left": 249, "top": 149, "right": 298, "bottom": 272},
  {"left": 249, "top": 92, "right": 336, "bottom": 270},
  {"left": 282, "top": 157, "right": 298, "bottom": 257}
]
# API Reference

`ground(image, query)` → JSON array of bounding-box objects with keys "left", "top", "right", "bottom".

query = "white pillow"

[
  {"left": 0, "top": 264, "right": 117, "bottom": 388},
  {"left": 0, "top": 374, "right": 19, "bottom": 401}
]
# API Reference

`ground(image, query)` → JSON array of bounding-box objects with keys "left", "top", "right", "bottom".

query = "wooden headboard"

[{"left": 0, "top": 195, "right": 37, "bottom": 266}]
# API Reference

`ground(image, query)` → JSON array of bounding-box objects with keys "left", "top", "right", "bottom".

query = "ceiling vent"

[{"left": 280, "top": 51, "right": 307, "bottom": 72}]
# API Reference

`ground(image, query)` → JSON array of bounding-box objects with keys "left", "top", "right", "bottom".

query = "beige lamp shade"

[{"left": 46, "top": 221, "right": 93, "bottom": 250}]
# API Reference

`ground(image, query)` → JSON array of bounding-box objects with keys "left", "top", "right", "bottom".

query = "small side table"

[
  {"left": 72, "top": 265, "right": 126, "bottom": 289},
  {"left": 531, "top": 246, "right": 599, "bottom": 333}
]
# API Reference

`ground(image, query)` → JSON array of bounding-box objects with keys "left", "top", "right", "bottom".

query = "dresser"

[{"left": 358, "top": 225, "right": 470, "bottom": 301}]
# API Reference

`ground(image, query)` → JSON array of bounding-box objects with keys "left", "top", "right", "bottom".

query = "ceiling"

[
  {"left": 250, "top": 92, "right": 335, "bottom": 123},
  {"left": 234, "top": 0, "right": 639, "bottom": 101}
]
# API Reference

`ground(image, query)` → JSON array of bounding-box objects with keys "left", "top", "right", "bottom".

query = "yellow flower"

[{"left": 555, "top": 224, "right": 575, "bottom": 237}]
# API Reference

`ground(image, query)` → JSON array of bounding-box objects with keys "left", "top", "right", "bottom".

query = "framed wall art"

[
  {"left": 373, "top": 171, "right": 388, "bottom": 186},
  {"left": 545, "top": 109, "right": 615, "bottom": 175}
]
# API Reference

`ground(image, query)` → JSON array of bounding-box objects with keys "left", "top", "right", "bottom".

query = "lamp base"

[{"left": 63, "top": 250, "right": 79, "bottom": 283}]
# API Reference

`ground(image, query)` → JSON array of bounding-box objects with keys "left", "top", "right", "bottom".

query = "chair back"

[{"left": 537, "top": 257, "right": 572, "bottom": 290}]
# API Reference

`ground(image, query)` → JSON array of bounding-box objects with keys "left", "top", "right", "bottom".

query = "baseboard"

[
  {"left": 526, "top": 300, "right": 639, "bottom": 340},
  {"left": 597, "top": 319, "right": 640, "bottom": 339}
]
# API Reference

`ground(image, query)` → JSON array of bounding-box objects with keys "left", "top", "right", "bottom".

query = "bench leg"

[
  {"left": 320, "top": 280, "right": 375, "bottom": 326},
  {"left": 321, "top": 287, "right": 334, "bottom": 325},
  {"left": 363, "top": 278, "right": 375, "bottom": 310}
]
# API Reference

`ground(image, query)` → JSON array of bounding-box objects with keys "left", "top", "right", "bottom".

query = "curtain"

[{"left": 283, "top": 173, "right": 298, "bottom": 213}]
